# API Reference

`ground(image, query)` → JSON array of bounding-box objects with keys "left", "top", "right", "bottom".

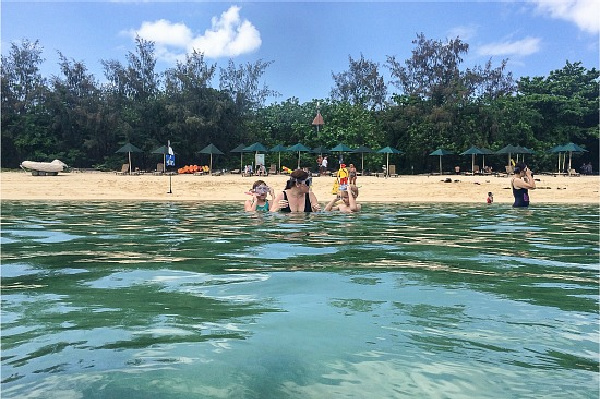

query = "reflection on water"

[{"left": 1, "top": 201, "right": 598, "bottom": 398}]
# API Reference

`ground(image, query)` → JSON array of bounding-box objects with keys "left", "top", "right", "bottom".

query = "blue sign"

[{"left": 166, "top": 154, "right": 175, "bottom": 166}]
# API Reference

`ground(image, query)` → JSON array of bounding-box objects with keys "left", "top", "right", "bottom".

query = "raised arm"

[
  {"left": 325, "top": 195, "right": 339, "bottom": 211},
  {"left": 513, "top": 168, "right": 537, "bottom": 189},
  {"left": 347, "top": 188, "right": 360, "bottom": 212}
]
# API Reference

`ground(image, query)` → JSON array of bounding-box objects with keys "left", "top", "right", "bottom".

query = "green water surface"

[{"left": 1, "top": 202, "right": 598, "bottom": 398}]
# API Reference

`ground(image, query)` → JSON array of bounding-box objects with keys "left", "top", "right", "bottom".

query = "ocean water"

[{"left": 1, "top": 201, "right": 598, "bottom": 399}]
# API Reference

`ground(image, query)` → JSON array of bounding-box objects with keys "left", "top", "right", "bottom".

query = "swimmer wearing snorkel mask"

[
  {"left": 244, "top": 180, "right": 275, "bottom": 212},
  {"left": 271, "top": 169, "right": 321, "bottom": 213}
]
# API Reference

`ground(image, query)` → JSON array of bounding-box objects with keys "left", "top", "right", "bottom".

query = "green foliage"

[
  {"left": 1, "top": 37, "right": 597, "bottom": 174},
  {"left": 331, "top": 53, "right": 387, "bottom": 111}
]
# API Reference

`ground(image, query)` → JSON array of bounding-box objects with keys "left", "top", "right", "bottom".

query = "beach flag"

[{"left": 166, "top": 142, "right": 175, "bottom": 166}]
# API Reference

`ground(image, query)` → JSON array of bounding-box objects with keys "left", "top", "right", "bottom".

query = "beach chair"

[
  {"left": 505, "top": 165, "right": 514, "bottom": 174},
  {"left": 154, "top": 163, "right": 165, "bottom": 175},
  {"left": 388, "top": 165, "right": 398, "bottom": 177},
  {"left": 567, "top": 168, "right": 580, "bottom": 176},
  {"left": 466, "top": 165, "right": 480, "bottom": 176},
  {"left": 268, "top": 164, "right": 276, "bottom": 175},
  {"left": 116, "top": 163, "right": 129, "bottom": 175}
]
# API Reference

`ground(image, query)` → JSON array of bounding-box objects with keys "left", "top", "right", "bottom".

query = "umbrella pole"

[
  {"left": 210, "top": 153, "right": 213, "bottom": 175},
  {"left": 298, "top": 151, "right": 301, "bottom": 169},
  {"left": 568, "top": 152, "right": 572, "bottom": 171},
  {"left": 439, "top": 156, "right": 442, "bottom": 175},
  {"left": 471, "top": 154, "right": 475, "bottom": 173},
  {"left": 386, "top": 153, "right": 389, "bottom": 178},
  {"left": 129, "top": 152, "right": 132, "bottom": 174},
  {"left": 557, "top": 153, "right": 561, "bottom": 173},
  {"left": 278, "top": 153, "right": 281, "bottom": 174},
  {"left": 361, "top": 154, "right": 364, "bottom": 175}
]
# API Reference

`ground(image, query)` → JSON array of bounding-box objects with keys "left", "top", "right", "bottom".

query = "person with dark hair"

[
  {"left": 511, "top": 162, "right": 536, "bottom": 208},
  {"left": 244, "top": 180, "right": 274, "bottom": 212},
  {"left": 271, "top": 169, "right": 321, "bottom": 213}
]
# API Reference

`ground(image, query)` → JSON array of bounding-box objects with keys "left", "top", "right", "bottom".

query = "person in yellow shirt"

[{"left": 337, "top": 163, "right": 349, "bottom": 186}]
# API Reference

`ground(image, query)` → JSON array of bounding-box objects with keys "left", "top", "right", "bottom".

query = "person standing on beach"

[
  {"left": 511, "top": 162, "right": 536, "bottom": 208},
  {"left": 325, "top": 185, "right": 361, "bottom": 213},
  {"left": 245, "top": 180, "right": 275, "bottom": 212},
  {"left": 349, "top": 164, "right": 357, "bottom": 185},
  {"left": 271, "top": 169, "right": 321, "bottom": 213},
  {"left": 337, "top": 163, "right": 349, "bottom": 186},
  {"left": 321, "top": 156, "right": 328, "bottom": 175}
]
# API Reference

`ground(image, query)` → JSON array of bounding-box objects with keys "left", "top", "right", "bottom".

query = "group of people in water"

[
  {"left": 244, "top": 160, "right": 536, "bottom": 212},
  {"left": 244, "top": 169, "right": 360, "bottom": 213}
]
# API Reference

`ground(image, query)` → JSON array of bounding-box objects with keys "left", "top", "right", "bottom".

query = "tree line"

[{"left": 2, "top": 33, "right": 598, "bottom": 174}]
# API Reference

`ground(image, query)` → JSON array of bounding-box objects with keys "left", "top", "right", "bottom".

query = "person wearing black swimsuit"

[
  {"left": 511, "top": 162, "right": 536, "bottom": 208},
  {"left": 271, "top": 169, "right": 321, "bottom": 213}
]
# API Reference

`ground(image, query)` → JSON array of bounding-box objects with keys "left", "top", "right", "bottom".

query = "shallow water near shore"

[{"left": 1, "top": 201, "right": 598, "bottom": 398}]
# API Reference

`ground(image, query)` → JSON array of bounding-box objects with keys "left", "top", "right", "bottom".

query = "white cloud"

[
  {"left": 529, "top": 0, "right": 600, "bottom": 33},
  {"left": 188, "top": 6, "right": 261, "bottom": 58},
  {"left": 477, "top": 37, "right": 542, "bottom": 57},
  {"left": 127, "top": 6, "right": 261, "bottom": 63},
  {"left": 135, "top": 19, "right": 192, "bottom": 47},
  {"left": 447, "top": 25, "right": 478, "bottom": 41}
]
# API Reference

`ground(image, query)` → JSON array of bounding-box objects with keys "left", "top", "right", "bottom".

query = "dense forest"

[{"left": 2, "top": 34, "right": 598, "bottom": 174}]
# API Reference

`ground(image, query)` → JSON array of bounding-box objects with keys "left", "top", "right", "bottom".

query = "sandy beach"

[{"left": 1, "top": 171, "right": 598, "bottom": 205}]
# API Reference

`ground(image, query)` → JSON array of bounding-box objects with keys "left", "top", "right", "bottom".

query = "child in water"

[
  {"left": 487, "top": 192, "right": 494, "bottom": 204},
  {"left": 325, "top": 184, "right": 361, "bottom": 213},
  {"left": 244, "top": 180, "right": 275, "bottom": 212}
]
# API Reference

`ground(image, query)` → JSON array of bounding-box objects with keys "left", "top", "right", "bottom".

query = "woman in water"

[
  {"left": 244, "top": 180, "right": 275, "bottom": 212},
  {"left": 271, "top": 169, "right": 321, "bottom": 213},
  {"left": 511, "top": 162, "right": 536, "bottom": 208}
]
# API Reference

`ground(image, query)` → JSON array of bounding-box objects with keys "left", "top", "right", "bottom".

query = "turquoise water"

[{"left": 1, "top": 202, "right": 598, "bottom": 399}]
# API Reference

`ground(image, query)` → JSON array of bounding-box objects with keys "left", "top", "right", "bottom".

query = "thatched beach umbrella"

[
  {"left": 377, "top": 146, "right": 403, "bottom": 177},
  {"left": 561, "top": 142, "right": 587, "bottom": 171},
  {"left": 116, "top": 143, "right": 143, "bottom": 174},
  {"left": 152, "top": 145, "right": 176, "bottom": 172},
  {"left": 244, "top": 142, "right": 269, "bottom": 154},
  {"left": 230, "top": 143, "right": 247, "bottom": 171},
  {"left": 311, "top": 146, "right": 329, "bottom": 156},
  {"left": 330, "top": 143, "right": 354, "bottom": 167},
  {"left": 429, "top": 148, "right": 454, "bottom": 175},
  {"left": 351, "top": 146, "right": 374, "bottom": 174},
  {"left": 496, "top": 144, "right": 523, "bottom": 168},
  {"left": 287, "top": 142, "right": 312, "bottom": 169},
  {"left": 198, "top": 143, "right": 224, "bottom": 174},
  {"left": 270, "top": 143, "right": 288, "bottom": 173},
  {"left": 549, "top": 144, "right": 566, "bottom": 173},
  {"left": 460, "top": 146, "right": 484, "bottom": 173}
]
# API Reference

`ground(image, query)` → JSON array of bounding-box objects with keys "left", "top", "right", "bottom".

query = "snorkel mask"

[
  {"left": 289, "top": 176, "right": 312, "bottom": 187},
  {"left": 252, "top": 185, "right": 270, "bottom": 195}
]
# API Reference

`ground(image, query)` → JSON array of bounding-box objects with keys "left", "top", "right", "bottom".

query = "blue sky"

[{"left": 2, "top": 1, "right": 598, "bottom": 104}]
